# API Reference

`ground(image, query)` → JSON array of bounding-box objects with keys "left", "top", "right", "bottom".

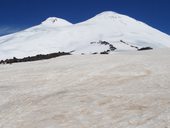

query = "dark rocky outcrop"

[
  {"left": 100, "top": 51, "right": 109, "bottom": 54},
  {"left": 120, "top": 40, "right": 138, "bottom": 50},
  {"left": 0, "top": 52, "right": 70, "bottom": 64},
  {"left": 120, "top": 40, "right": 153, "bottom": 51},
  {"left": 90, "top": 40, "right": 117, "bottom": 53},
  {"left": 109, "top": 44, "right": 116, "bottom": 51},
  {"left": 138, "top": 47, "right": 153, "bottom": 51}
]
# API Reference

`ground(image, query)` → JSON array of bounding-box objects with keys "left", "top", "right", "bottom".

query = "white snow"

[
  {"left": 0, "top": 11, "right": 170, "bottom": 59},
  {"left": 0, "top": 49, "right": 170, "bottom": 128},
  {"left": 41, "top": 17, "right": 73, "bottom": 27}
]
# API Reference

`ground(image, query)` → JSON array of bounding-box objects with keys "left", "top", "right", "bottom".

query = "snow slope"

[
  {"left": 0, "top": 11, "right": 170, "bottom": 59},
  {"left": 0, "top": 49, "right": 170, "bottom": 128}
]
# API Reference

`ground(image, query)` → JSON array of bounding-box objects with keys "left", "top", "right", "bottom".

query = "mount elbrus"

[{"left": 0, "top": 11, "right": 170, "bottom": 60}]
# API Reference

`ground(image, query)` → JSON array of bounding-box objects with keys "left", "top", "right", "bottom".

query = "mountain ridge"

[{"left": 0, "top": 11, "right": 170, "bottom": 59}]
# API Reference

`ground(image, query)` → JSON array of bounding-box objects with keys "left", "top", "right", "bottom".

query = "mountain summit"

[
  {"left": 0, "top": 11, "right": 170, "bottom": 59},
  {"left": 42, "top": 17, "right": 73, "bottom": 27}
]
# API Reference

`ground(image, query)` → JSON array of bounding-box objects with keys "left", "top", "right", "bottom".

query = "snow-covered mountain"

[{"left": 0, "top": 11, "right": 170, "bottom": 59}]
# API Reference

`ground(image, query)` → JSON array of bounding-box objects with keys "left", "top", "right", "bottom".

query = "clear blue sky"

[{"left": 0, "top": 0, "right": 170, "bottom": 36}]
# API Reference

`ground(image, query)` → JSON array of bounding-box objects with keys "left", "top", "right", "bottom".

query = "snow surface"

[
  {"left": 41, "top": 17, "right": 73, "bottom": 27},
  {"left": 0, "top": 11, "right": 170, "bottom": 59},
  {"left": 0, "top": 49, "right": 170, "bottom": 128}
]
